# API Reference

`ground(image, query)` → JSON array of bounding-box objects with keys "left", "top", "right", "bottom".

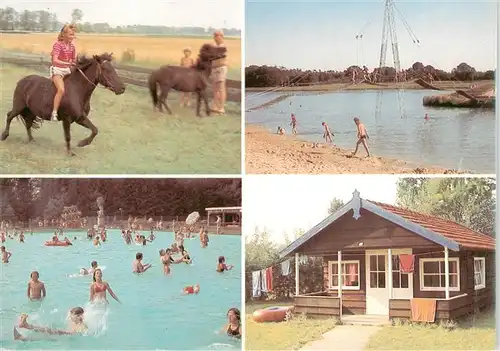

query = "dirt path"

[
  {"left": 245, "top": 125, "right": 462, "bottom": 175},
  {"left": 300, "top": 325, "right": 381, "bottom": 351}
]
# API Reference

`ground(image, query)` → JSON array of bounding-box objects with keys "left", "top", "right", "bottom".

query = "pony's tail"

[
  {"left": 16, "top": 115, "right": 41, "bottom": 130},
  {"left": 148, "top": 72, "right": 159, "bottom": 108}
]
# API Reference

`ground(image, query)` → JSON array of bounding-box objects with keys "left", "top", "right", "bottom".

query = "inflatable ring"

[
  {"left": 252, "top": 306, "right": 294, "bottom": 323},
  {"left": 44, "top": 241, "right": 72, "bottom": 246}
]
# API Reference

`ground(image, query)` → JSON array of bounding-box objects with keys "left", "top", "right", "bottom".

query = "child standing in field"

[
  {"left": 1, "top": 245, "right": 11, "bottom": 263},
  {"left": 180, "top": 47, "right": 195, "bottom": 107},
  {"left": 322, "top": 122, "right": 333, "bottom": 144},
  {"left": 352, "top": 117, "right": 371, "bottom": 157},
  {"left": 50, "top": 24, "right": 78, "bottom": 122},
  {"left": 27, "top": 271, "right": 46, "bottom": 301}
]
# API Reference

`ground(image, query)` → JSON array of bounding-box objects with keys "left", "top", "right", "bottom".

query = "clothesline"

[{"left": 322, "top": 250, "right": 450, "bottom": 258}]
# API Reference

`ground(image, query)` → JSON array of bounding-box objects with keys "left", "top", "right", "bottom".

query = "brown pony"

[
  {"left": 148, "top": 44, "right": 227, "bottom": 117},
  {"left": 1, "top": 53, "right": 126, "bottom": 156}
]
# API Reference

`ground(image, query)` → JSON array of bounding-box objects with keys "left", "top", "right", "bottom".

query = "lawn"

[
  {"left": 0, "top": 33, "right": 241, "bottom": 79},
  {"left": 366, "top": 309, "right": 496, "bottom": 350},
  {"left": 0, "top": 64, "right": 241, "bottom": 174},
  {"left": 245, "top": 301, "right": 338, "bottom": 350}
]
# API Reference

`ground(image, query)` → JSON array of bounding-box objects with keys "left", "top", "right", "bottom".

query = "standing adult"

[{"left": 211, "top": 30, "right": 228, "bottom": 115}]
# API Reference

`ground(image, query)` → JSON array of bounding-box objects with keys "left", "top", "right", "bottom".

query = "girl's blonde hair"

[{"left": 58, "top": 23, "right": 77, "bottom": 41}]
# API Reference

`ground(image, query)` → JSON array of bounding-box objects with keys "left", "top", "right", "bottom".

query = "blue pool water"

[
  {"left": 0, "top": 230, "right": 242, "bottom": 350},
  {"left": 246, "top": 90, "right": 495, "bottom": 173}
]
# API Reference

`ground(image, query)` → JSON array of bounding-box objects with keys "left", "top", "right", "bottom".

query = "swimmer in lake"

[
  {"left": 290, "top": 113, "right": 297, "bottom": 135},
  {"left": 132, "top": 252, "right": 152, "bottom": 273},
  {"left": 19, "top": 232, "right": 25, "bottom": 243},
  {"left": 13, "top": 308, "right": 87, "bottom": 341},
  {"left": 183, "top": 284, "right": 200, "bottom": 295},
  {"left": 225, "top": 308, "right": 241, "bottom": 339},
  {"left": 27, "top": 271, "right": 46, "bottom": 300},
  {"left": 90, "top": 268, "right": 120, "bottom": 303},
  {"left": 321, "top": 122, "right": 333, "bottom": 144},
  {"left": 1, "top": 245, "right": 12, "bottom": 263},
  {"left": 351, "top": 117, "right": 371, "bottom": 157},
  {"left": 216, "top": 256, "right": 234, "bottom": 272},
  {"left": 80, "top": 261, "right": 98, "bottom": 276}
]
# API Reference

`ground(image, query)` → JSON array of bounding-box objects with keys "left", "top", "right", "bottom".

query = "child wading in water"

[
  {"left": 1, "top": 245, "right": 11, "bottom": 263},
  {"left": 27, "top": 271, "right": 46, "bottom": 301},
  {"left": 180, "top": 47, "right": 194, "bottom": 107},
  {"left": 50, "top": 24, "right": 77, "bottom": 122},
  {"left": 322, "top": 122, "right": 333, "bottom": 144},
  {"left": 352, "top": 117, "right": 371, "bottom": 157}
]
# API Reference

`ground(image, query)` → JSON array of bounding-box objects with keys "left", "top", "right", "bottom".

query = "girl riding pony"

[{"left": 50, "top": 24, "right": 78, "bottom": 122}]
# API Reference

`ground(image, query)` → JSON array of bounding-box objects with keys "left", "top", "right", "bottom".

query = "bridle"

[{"left": 76, "top": 60, "right": 115, "bottom": 91}]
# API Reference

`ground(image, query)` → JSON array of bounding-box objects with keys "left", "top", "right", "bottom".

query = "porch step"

[{"left": 341, "top": 314, "right": 390, "bottom": 326}]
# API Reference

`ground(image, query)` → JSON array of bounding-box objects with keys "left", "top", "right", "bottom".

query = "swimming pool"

[{"left": 0, "top": 230, "right": 242, "bottom": 350}]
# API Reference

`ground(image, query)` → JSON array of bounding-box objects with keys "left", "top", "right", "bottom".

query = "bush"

[{"left": 121, "top": 48, "right": 135, "bottom": 64}]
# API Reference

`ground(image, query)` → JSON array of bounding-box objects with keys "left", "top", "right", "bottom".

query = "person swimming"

[
  {"left": 80, "top": 261, "right": 98, "bottom": 275},
  {"left": 178, "top": 245, "right": 192, "bottom": 264},
  {"left": 183, "top": 284, "right": 200, "bottom": 295},
  {"left": 225, "top": 308, "right": 241, "bottom": 339},
  {"left": 216, "top": 256, "right": 234, "bottom": 272},
  {"left": 14, "top": 307, "right": 87, "bottom": 341}
]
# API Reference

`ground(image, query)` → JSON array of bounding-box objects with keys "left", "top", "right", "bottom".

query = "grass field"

[
  {"left": 0, "top": 33, "right": 241, "bottom": 79},
  {"left": 0, "top": 64, "right": 241, "bottom": 174},
  {"left": 245, "top": 302, "right": 338, "bottom": 350},
  {"left": 366, "top": 309, "right": 496, "bottom": 350}
]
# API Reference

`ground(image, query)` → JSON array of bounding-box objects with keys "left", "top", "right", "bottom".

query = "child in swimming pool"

[
  {"left": 80, "top": 260, "right": 98, "bottom": 275},
  {"left": 14, "top": 307, "right": 87, "bottom": 340},
  {"left": 178, "top": 245, "right": 192, "bottom": 264},
  {"left": 90, "top": 269, "right": 120, "bottom": 303},
  {"left": 183, "top": 284, "right": 200, "bottom": 295},
  {"left": 93, "top": 236, "right": 101, "bottom": 246},
  {"left": 216, "top": 256, "right": 234, "bottom": 272},
  {"left": 1, "top": 245, "right": 11, "bottom": 263},
  {"left": 27, "top": 271, "right": 46, "bottom": 300},
  {"left": 224, "top": 308, "right": 241, "bottom": 339}
]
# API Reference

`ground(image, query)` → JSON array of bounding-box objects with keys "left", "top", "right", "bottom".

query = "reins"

[{"left": 76, "top": 60, "right": 114, "bottom": 90}]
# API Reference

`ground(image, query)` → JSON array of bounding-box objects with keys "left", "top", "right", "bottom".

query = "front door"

[{"left": 366, "top": 250, "right": 389, "bottom": 315}]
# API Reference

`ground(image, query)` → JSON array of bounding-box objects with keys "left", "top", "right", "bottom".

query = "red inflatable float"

[
  {"left": 252, "top": 306, "right": 294, "bottom": 323},
  {"left": 44, "top": 241, "right": 72, "bottom": 247}
]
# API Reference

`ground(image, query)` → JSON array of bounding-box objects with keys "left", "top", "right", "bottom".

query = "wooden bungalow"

[{"left": 280, "top": 190, "right": 495, "bottom": 323}]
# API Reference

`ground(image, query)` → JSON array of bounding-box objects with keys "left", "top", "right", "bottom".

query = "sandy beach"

[{"left": 245, "top": 124, "right": 462, "bottom": 174}]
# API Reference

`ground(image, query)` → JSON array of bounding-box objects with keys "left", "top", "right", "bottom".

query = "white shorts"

[
  {"left": 212, "top": 66, "right": 228, "bottom": 83},
  {"left": 50, "top": 66, "right": 71, "bottom": 78}
]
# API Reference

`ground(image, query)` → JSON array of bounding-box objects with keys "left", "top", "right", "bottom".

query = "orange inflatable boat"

[
  {"left": 44, "top": 241, "right": 72, "bottom": 247},
  {"left": 252, "top": 306, "right": 294, "bottom": 323}
]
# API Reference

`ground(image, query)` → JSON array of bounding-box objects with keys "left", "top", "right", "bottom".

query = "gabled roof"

[{"left": 279, "top": 190, "right": 495, "bottom": 258}]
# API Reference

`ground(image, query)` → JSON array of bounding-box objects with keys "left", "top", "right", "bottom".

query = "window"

[
  {"left": 419, "top": 258, "right": 460, "bottom": 291},
  {"left": 474, "top": 257, "right": 486, "bottom": 290},
  {"left": 328, "top": 260, "right": 360, "bottom": 290},
  {"left": 369, "top": 254, "right": 386, "bottom": 288},
  {"left": 392, "top": 256, "right": 409, "bottom": 289}
]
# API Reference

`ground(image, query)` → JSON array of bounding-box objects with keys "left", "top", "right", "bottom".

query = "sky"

[
  {"left": 246, "top": 0, "right": 497, "bottom": 71},
  {"left": 243, "top": 175, "right": 400, "bottom": 244},
  {"left": 0, "top": 0, "right": 243, "bottom": 29}
]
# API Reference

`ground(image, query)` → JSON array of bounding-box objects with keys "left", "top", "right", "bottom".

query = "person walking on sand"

[
  {"left": 290, "top": 113, "right": 297, "bottom": 135},
  {"left": 321, "top": 122, "right": 333, "bottom": 144},
  {"left": 351, "top": 117, "right": 371, "bottom": 157},
  {"left": 211, "top": 30, "right": 228, "bottom": 115}
]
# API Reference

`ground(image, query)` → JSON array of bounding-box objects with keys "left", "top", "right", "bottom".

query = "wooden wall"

[{"left": 294, "top": 294, "right": 340, "bottom": 317}]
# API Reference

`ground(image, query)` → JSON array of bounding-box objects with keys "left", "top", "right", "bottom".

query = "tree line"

[
  {"left": 245, "top": 177, "right": 495, "bottom": 301},
  {"left": 246, "top": 61, "right": 495, "bottom": 88},
  {"left": 0, "top": 178, "right": 241, "bottom": 223},
  {"left": 0, "top": 7, "right": 241, "bottom": 37}
]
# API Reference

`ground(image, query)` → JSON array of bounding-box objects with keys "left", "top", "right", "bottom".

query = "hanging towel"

[
  {"left": 252, "top": 271, "right": 262, "bottom": 298},
  {"left": 410, "top": 298, "right": 437, "bottom": 323},
  {"left": 281, "top": 259, "right": 291, "bottom": 276},
  {"left": 266, "top": 267, "right": 273, "bottom": 291},
  {"left": 260, "top": 269, "right": 268, "bottom": 292},
  {"left": 399, "top": 254, "right": 415, "bottom": 273}
]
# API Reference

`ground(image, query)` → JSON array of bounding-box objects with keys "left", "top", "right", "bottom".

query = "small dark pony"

[
  {"left": 148, "top": 44, "right": 227, "bottom": 117},
  {"left": 1, "top": 53, "right": 126, "bottom": 156}
]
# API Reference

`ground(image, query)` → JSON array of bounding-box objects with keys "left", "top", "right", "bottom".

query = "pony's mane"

[{"left": 76, "top": 53, "right": 114, "bottom": 67}]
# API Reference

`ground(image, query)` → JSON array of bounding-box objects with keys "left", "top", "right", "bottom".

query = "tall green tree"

[{"left": 396, "top": 177, "right": 495, "bottom": 236}]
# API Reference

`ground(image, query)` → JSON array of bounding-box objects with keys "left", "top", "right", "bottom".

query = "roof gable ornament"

[{"left": 352, "top": 189, "right": 361, "bottom": 220}]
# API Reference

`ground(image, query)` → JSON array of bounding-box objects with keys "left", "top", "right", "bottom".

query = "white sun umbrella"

[{"left": 185, "top": 212, "right": 200, "bottom": 226}]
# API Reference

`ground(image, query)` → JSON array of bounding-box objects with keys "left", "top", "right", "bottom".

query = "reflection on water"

[{"left": 246, "top": 90, "right": 495, "bottom": 172}]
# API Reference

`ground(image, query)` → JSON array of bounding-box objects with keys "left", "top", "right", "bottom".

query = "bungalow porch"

[{"left": 280, "top": 190, "right": 495, "bottom": 323}]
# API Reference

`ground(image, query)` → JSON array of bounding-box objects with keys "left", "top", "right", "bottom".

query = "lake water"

[
  {"left": 246, "top": 90, "right": 495, "bottom": 173},
  {"left": 0, "top": 230, "right": 241, "bottom": 350}
]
